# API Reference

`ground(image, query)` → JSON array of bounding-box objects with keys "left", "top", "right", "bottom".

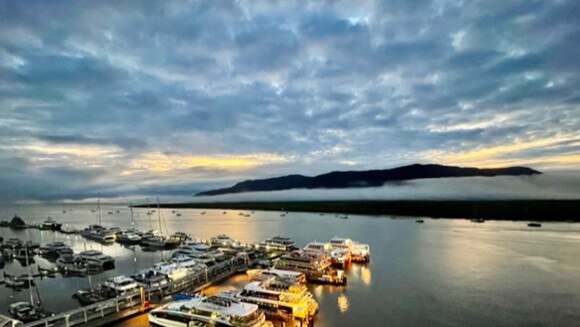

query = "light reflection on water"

[{"left": 0, "top": 203, "right": 579, "bottom": 327}]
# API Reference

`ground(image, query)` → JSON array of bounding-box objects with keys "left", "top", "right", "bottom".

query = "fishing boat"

[
  {"left": 148, "top": 296, "right": 272, "bottom": 327},
  {"left": 40, "top": 217, "right": 62, "bottom": 231}
]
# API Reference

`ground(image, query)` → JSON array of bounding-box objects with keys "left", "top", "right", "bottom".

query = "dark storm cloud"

[{"left": 0, "top": 0, "right": 578, "bottom": 201}]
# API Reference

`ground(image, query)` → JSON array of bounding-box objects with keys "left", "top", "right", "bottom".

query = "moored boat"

[{"left": 148, "top": 296, "right": 272, "bottom": 327}]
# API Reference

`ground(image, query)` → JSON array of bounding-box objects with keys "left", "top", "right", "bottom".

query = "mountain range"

[{"left": 195, "top": 163, "right": 541, "bottom": 196}]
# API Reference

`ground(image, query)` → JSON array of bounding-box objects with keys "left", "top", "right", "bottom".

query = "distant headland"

[{"left": 195, "top": 163, "right": 541, "bottom": 196}]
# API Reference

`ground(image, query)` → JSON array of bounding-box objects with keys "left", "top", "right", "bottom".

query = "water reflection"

[
  {"left": 337, "top": 293, "right": 349, "bottom": 313},
  {"left": 360, "top": 266, "right": 372, "bottom": 286}
]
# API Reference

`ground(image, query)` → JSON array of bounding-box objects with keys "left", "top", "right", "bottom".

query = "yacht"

[
  {"left": 247, "top": 268, "right": 306, "bottom": 284},
  {"left": 73, "top": 286, "right": 115, "bottom": 306},
  {"left": 92, "top": 229, "right": 117, "bottom": 243},
  {"left": 148, "top": 296, "right": 272, "bottom": 327},
  {"left": 4, "top": 238, "right": 23, "bottom": 249},
  {"left": 60, "top": 224, "right": 81, "bottom": 234},
  {"left": 170, "top": 255, "right": 206, "bottom": 273},
  {"left": 153, "top": 262, "right": 191, "bottom": 281},
  {"left": 223, "top": 278, "right": 318, "bottom": 321},
  {"left": 76, "top": 250, "right": 115, "bottom": 270},
  {"left": 275, "top": 251, "right": 346, "bottom": 285},
  {"left": 258, "top": 236, "right": 297, "bottom": 252},
  {"left": 103, "top": 275, "right": 139, "bottom": 296}
]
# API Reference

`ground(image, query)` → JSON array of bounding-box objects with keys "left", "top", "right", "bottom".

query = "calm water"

[{"left": 0, "top": 203, "right": 579, "bottom": 326}]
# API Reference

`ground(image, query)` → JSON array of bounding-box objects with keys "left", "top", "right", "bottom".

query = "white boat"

[
  {"left": 170, "top": 255, "right": 206, "bottom": 273},
  {"left": 247, "top": 267, "right": 306, "bottom": 284},
  {"left": 132, "top": 268, "right": 169, "bottom": 288},
  {"left": 148, "top": 296, "right": 272, "bottom": 327},
  {"left": 102, "top": 275, "right": 139, "bottom": 296},
  {"left": 116, "top": 231, "right": 141, "bottom": 244},
  {"left": 303, "top": 241, "right": 332, "bottom": 257},
  {"left": 351, "top": 242, "right": 371, "bottom": 263},
  {"left": 77, "top": 250, "right": 115, "bottom": 270},
  {"left": 258, "top": 236, "right": 297, "bottom": 252},
  {"left": 153, "top": 262, "right": 190, "bottom": 281},
  {"left": 223, "top": 278, "right": 318, "bottom": 320},
  {"left": 211, "top": 234, "right": 240, "bottom": 248}
]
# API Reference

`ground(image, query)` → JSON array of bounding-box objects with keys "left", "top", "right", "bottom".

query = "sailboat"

[
  {"left": 140, "top": 198, "right": 180, "bottom": 249},
  {"left": 8, "top": 246, "right": 44, "bottom": 322}
]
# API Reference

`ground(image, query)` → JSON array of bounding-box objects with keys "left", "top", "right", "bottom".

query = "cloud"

[{"left": 0, "top": 0, "right": 579, "bottom": 201}]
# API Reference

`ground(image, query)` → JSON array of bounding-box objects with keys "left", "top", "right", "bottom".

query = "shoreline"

[{"left": 133, "top": 199, "right": 580, "bottom": 221}]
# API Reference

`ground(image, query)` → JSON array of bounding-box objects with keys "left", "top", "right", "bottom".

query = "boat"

[
  {"left": 170, "top": 255, "right": 206, "bottom": 273},
  {"left": 76, "top": 250, "right": 115, "bottom": 270},
  {"left": 258, "top": 236, "right": 297, "bottom": 252},
  {"left": 4, "top": 274, "right": 26, "bottom": 289},
  {"left": 73, "top": 286, "right": 115, "bottom": 306},
  {"left": 91, "top": 228, "right": 117, "bottom": 243},
  {"left": 56, "top": 255, "right": 88, "bottom": 275},
  {"left": 415, "top": 219, "right": 424, "bottom": 223},
  {"left": 40, "top": 217, "right": 62, "bottom": 231},
  {"left": 9, "top": 215, "right": 27, "bottom": 229},
  {"left": 152, "top": 262, "right": 190, "bottom": 281},
  {"left": 148, "top": 296, "right": 272, "bottom": 327},
  {"left": 36, "top": 242, "right": 73, "bottom": 260},
  {"left": 470, "top": 218, "right": 485, "bottom": 223},
  {"left": 4, "top": 238, "right": 24, "bottom": 249},
  {"left": 13, "top": 248, "right": 35, "bottom": 264},
  {"left": 211, "top": 234, "right": 240, "bottom": 248},
  {"left": 351, "top": 242, "right": 371, "bottom": 263},
  {"left": 528, "top": 222, "right": 542, "bottom": 228},
  {"left": 247, "top": 268, "right": 306, "bottom": 284},
  {"left": 116, "top": 231, "right": 142, "bottom": 245},
  {"left": 132, "top": 268, "right": 169, "bottom": 288},
  {"left": 0, "top": 220, "right": 9, "bottom": 227},
  {"left": 303, "top": 241, "right": 332, "bottom": 257},
  {"left": 8, "top": 302, "right": 42, "bottom": 323},
  {"left": 102, "top": 275, "right": 139, "bottom": 296},
  {"left": 223, "top": 278, "right": 318, "bottom": 321},
  {"left": 275, "top": 251, "right": 346, "bottom": 285}
]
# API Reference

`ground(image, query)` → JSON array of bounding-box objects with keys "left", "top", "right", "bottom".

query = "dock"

[{"left": 1, "top": 256, "right": 258, "bottom": 327}]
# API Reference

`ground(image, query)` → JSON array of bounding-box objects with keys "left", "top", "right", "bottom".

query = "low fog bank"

[{"left": 191, "top": 172, "right": 580, "bottom": 203}]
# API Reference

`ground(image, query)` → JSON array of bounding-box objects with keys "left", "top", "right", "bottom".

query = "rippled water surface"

[{"left": 1, "top": 203, "right": 579, "bottom": 326}]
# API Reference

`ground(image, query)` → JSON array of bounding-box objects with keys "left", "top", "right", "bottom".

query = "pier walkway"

[{"left": 3, "top": 256, "right": 254, "bottom": 327}]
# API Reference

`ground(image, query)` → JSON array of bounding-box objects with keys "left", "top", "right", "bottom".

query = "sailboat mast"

[
  {"left": 97, "top": 195, "right": 101, "bottom": 226},
  {"left": 130, "top": 202, "right": 134, "bottom": 227},
  {"left": 25, "top": 245, "right": 34, "bottom": 305},
  {"left": 157, "top": 197, "right": 162, "bottom": 232},
  {"left": 147, "top": 197, "right": 152, "bottom": 229}
]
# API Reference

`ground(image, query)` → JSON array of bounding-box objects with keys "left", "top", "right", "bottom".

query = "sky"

[{"left": 0, "top": 0, "right": 579, "bottom": 202}]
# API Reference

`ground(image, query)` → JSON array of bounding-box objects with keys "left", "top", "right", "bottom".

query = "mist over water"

[{"left": 192, "top": 172, "right": 580, "bottom": 203}]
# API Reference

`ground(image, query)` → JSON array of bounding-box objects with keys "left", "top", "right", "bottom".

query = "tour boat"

[
  {"left": 258, "top": 236, "right": 297, "bottom": 252},
  {"left": 223, "top": 278, "right": 318, "bottom": 321},
  {"left": 148, "top": 296, "right": 272, "bottom": 327}
]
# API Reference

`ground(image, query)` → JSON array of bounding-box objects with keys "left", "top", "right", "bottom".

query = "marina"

[
  {"left": 0, "top": 203, "right": 579, "bottom": 327},
  {"left": 0, "top": 204, "right": 371, "bottom": 327}
]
